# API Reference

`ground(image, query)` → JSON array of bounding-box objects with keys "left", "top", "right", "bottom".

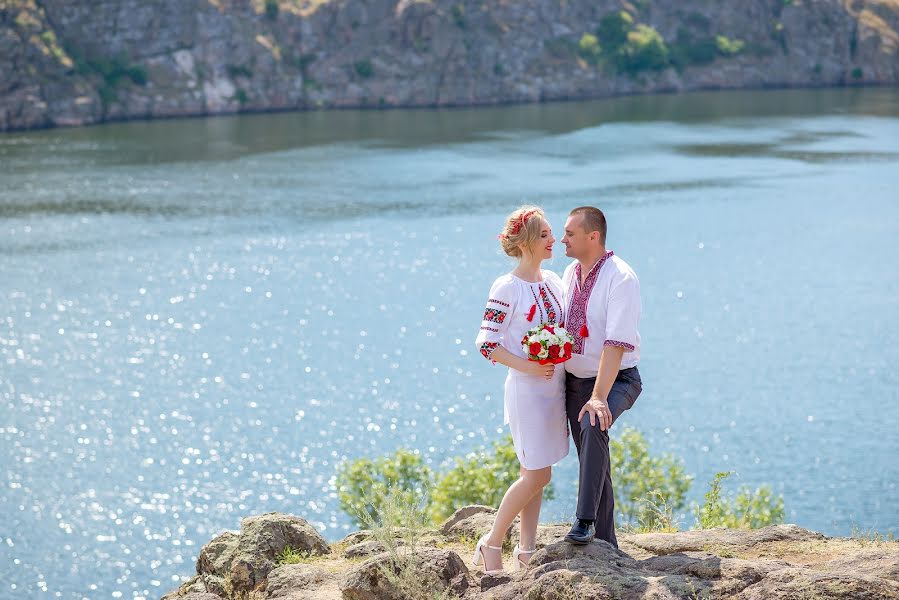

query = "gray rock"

[
  {"left": 339, "top": 547, "right": 469, "bottom": 600},
  {"left": 625, "top": 524, "right": 826, "bottom": 556},
  {"left": 439, "top": 504, "right": 496, "bottom": 535},
  {"left": 4, "top": 0, "right": 899, "bottom": 131},
  {"left": 159, "top": 574, "right": 221, "bottom": 600},
  {"left": 442, "top": 509, "right": 518, "bottom": 544},
  {"left": 195, "top": 512, "right": 330, "bottom": 598},
  {"left": 263, "top": 563, "right": 333, "bottom": 599}
]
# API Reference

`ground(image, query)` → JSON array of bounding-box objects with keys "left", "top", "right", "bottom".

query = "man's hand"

[{"left": 578, "top": 396, "right": 613, "bottom": 431}]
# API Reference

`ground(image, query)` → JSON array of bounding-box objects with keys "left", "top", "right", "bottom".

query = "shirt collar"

[{"left": 575, "top": 250, "right": 614, "bottom": 289}]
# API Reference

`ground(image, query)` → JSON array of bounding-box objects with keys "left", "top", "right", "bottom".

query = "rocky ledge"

[{"left": 160, "top": 505, "right": 899, "bottom": 600}]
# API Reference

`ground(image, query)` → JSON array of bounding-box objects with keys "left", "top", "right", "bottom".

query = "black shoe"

[{"left": 564, "top": 519, "right": 595, "bottom": 545}]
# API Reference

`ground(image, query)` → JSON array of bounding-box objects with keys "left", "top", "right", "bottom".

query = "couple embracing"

[{"left": 472, "top": 205, "right": 643, "bottom": 573}]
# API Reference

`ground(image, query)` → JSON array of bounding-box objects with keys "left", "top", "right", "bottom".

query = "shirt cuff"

[
  {"left": 604, "top": 339, "right": 635, "bottom": 352},
  {"left": 479, "top": 342, "right": 500, "bottom": 362}
]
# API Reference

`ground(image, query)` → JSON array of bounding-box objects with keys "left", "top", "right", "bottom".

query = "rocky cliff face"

[
  {"left": 2, "top": 0, "right": 899, "bottom": 132},
  {"left": 160, "top": 506, "right": 899, "bottom": 600}
]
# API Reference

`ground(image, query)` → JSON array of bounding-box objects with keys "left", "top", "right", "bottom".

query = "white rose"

[
  {"left": 538, "top": 348, "right": 549, "bottom": 359},
  {"left": 529, "top": 335, "right": 540, "bottom": 345}
]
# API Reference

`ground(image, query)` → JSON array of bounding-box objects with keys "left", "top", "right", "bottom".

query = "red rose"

[
  {"left": 544, "top": 325, "right": 555, "bottom": 334},
  {"left": 564, "top": 342, "right": 573, "bottom": 355},
  {"left": 548, "top": 345, "right": 560, "bottom": 359},
  {"left": 529, "top": 342, "right": 542, "bottom": 355}
]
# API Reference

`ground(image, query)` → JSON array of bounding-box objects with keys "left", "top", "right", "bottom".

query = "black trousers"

[{"left": 565, "top": 367, "right": 642, "bottom": 548}]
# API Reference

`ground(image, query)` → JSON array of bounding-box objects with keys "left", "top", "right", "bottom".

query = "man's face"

[{"left": 562, "top": 214, "right": 593, "bottom": 259}]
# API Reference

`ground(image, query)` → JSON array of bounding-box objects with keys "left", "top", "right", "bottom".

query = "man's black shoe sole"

[{"left": 564, "top": 535, "right": 592, "bottom": 545}]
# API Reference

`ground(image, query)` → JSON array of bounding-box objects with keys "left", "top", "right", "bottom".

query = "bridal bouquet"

[{"left": 521, "top": 323, "right": 574, "bottom": 365}]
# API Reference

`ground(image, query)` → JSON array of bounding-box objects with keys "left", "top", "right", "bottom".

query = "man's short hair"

[{"left": 570, "top": 206, "right": 607, "bottom": 244}]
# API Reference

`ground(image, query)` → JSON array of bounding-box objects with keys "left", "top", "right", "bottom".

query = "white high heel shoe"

[
  {"left": 512, "top": 544, "right": 536, "bottom": 571},
  {"left": 472, "top": 535, "right": 504, "bottom": 574}
]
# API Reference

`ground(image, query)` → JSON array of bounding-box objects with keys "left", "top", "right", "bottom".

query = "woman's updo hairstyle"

[{"left": 499, "top": 205, "right": 545, "bottom": 258}]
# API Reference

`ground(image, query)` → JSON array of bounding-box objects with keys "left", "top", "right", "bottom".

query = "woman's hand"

[
  {"left": 522, "top": 360, "right": 555, "bottom": 380},
  {"left": 485, "top": 347, "right": 555, "bottom": 380}
]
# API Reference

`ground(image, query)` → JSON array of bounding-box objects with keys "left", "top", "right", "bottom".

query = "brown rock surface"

[{"left": 159, "top": 507, "right": 899, "bottom": 599}]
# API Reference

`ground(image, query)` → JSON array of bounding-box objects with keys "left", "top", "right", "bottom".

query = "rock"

[
  {"left": 820, "top": 547, "right": 899, "bottom": 582},
  {"left": 339, "top": 547, "right": 469, "bottom": 600},
  {"left": 442, "top": 509, "right": 518, "bottom": 545},
  {"left": 343, "top": 539, "right": 396, "bottom": 559},
  {"left": 736, "top": 566, "right": 899, "bottom": 599},
  {"left": 195, "top": 512, "right": 330, "bottom": 598},
  {"left": 471, "top": 526, "right": 899, "bottom": 600},
  {"left": 162, "top": 510, "right": 899, "bottom": 600},
  {"left": 159, "top": 575, "right": 221, "bottom": 600},
  {"left": 262, "top": 563, "right": 334, "bottom": 599},
  {"left": 195, "top": 531, "right": 239, "bottom": 597},
  {"left": 3, "top": 0, "right": 899, "bottom": 131},
  {"left": 479, "top": 572, "right": 512, "bottom": 591},
  {"left": 625, "top": 524, "right": 826, "bottom": 556},
  {"left": 439, "top": 505, "right": 495, "bottom": 535}
]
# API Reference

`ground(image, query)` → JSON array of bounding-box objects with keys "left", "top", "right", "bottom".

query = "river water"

[{"left": 1, "top": 88, "right": 898, "bottom": 599}]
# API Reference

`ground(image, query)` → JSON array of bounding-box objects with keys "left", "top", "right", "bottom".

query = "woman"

[{"left": 472, "top": 205, "right": 569, "bottom": 573}]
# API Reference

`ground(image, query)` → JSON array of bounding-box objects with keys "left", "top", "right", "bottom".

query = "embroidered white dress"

[{"left": 475, "top": 270, "right": 570, "bottom": 470}]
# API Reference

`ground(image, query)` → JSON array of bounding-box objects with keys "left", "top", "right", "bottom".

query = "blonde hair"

[{"left": 499, "top": 205, "right": 546, "bottom": 258}]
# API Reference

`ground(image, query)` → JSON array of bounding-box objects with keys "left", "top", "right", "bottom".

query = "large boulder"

[
  {"left": 195, "top": 512, "right": 330, "bottom": 599},
  {"left": 440, "top": 505, "right": 519, "bottom": 545},
  {"left": 340, "top": 547, "right": 469, "bottom": 600}
]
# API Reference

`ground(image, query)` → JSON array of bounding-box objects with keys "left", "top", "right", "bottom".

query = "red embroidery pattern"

[
  {"left": 487, "top": 298, "right": 510, "bottom": 308},
  {"left": 538, "top": 285, "right": 558, "bottom": 324},
  {"left": 483, "top": 307, "right": 507, "bottom": 324},
  {"left": 604, "top": 339, "right": 635, "bottom": 351},
  {"left": 568, "top": 251, "right": 614, "bottom": 354},
  {"left": 479, "top": 342, "right": 499, "bottom": 360},
  {"left": 545, "top": 285, "right": 564, "bottom": 323}
]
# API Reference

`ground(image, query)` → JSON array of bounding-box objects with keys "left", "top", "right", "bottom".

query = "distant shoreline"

[{"left": 3, "top": 82, "right": 897, "bottom": 135}]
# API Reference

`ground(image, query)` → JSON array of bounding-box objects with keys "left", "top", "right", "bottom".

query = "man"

[{"left": 560, "top": 206, "right": 642, "bottom": 548}]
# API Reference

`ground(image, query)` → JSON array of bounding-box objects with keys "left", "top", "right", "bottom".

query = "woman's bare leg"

[
  {"left": 480, "top": 466, "right": 551, "bottom": 571},
  {"left": 516, "top": 466, "right": 544, "bottom": 565}
]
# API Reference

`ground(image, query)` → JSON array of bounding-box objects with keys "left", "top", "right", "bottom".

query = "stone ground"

[{"left": 161, "top": 506, "right": 899, "bottom": 600}]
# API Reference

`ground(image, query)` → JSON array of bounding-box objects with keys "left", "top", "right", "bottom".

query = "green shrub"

[
  {"left": 336, "top": 449, "right": 433, "bottom": 528},
  {"left": 670, "top": 29, "right": 718, "bottom": 68},
  {"left": 125, "top": 66, "right": 147, "bottom": 86},
  {"left": 715, "top": 35, "right": 745, "bottom": 56},
  {"left": 235, "top": 89, "right": 248, "bottom": 105},
  {"left": 852, "top": 67, "right": 863, "bottom": 80},
  {"left": 98, "top": 85, "right": 118, "bottom": 108},
  {"left": 227, "top": 64, "right": 253, "bottom": 79},
  {"left": 577, "top": 33, "right": 602, "bottom": 65},
  {"left": 451, "top": 4, "right": 466, "bottom": 29},
  {"left": 597, "top": 10, "right": 633, "bottom": 51},
  {"left": 614, "top": 25, "right": 670, "bottom": 75},
  {"left": 265, "top": 0, "right": 279, "bottom": 20},
  {"left": 355, "top": 489, "right": 459, "bottom": 600},
  {"left": 354, "top": 60, "right": 374, "bottom": 78},
  {"left": 611, "top": 427, "right": 693, "bottom": 527},
  {"left": 695, "top": 471, "right": 785, "bottom": 529},
  {"left": 429, "top": 435, "right": 554, "bottom": 523}
]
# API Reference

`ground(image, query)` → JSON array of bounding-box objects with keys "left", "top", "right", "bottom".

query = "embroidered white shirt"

[{"left": 562, "top": 254, "right": 641, "bottom": 378}]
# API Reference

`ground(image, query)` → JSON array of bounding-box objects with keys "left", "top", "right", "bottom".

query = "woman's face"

[{"left": 522, "top": 218, "right": 555, "bottom": 260}]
